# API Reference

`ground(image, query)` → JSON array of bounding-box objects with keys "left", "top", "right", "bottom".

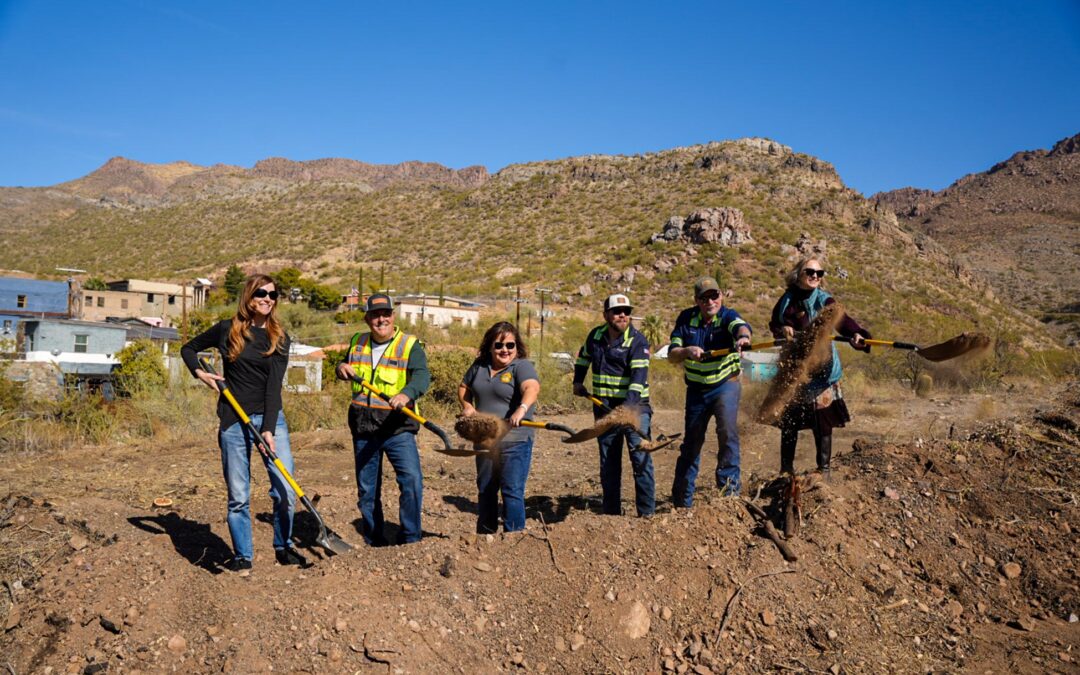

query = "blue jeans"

[
  {"left": 672, "top": 378, "right": 742, "bottom": 506},
  {"left": 352, "top": 432, "right": 423, "bottom": 545},
  {"left": 596, "top": 409, "right": 655, "bottom": 516},
  {"left": 475, "top": 436, "right": 534, "bottom": 533},
  {"left": 218, "top": 412, "right": 296, "bottom": 561}
]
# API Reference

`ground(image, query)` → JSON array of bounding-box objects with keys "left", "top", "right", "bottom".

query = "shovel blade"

[
  {"left": 434, "top": 445, "right": 492, "bottom": 457},
  {"left": 316, "top": 527, "right": 354, "bottom": 555},
  {"left": 916, "top": 332, "right": 992, "bottom": 362}
]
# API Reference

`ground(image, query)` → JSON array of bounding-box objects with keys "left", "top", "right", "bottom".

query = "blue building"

[{"left": 0, "top": 277, "right": 71, "bottom": 338}]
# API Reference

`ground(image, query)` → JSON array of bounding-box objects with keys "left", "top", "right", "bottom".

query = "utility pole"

[
  {"left": 535, "top": 288, "right": 552, "bottom": 356},
  {"left": 358, "top": 266, "right": 364, "bottom": 307},
  {"left": 181, "top": 282, "right": 188, "bottom": 343},
  {"left": 514, "top": 286, "right": 522, "bottom": 327}
]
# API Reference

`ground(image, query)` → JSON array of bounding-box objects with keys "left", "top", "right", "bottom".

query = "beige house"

[
  {"left": 80, "top": 278, "right": 212, "bottom": 326},
  {"left": 398, "top": 301, "right": 481, "bottom": 328}
]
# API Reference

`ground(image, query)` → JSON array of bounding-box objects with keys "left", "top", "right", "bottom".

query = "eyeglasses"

[
  {"left": 608, "top": 307, "right": 631, "bottom": 316},
  {"left": 696, "top": 292, "right": 721, "bottom": 302},
  {"left": 252, "top": 289, "right": 279, "bottom": 300},
  {"left": 803, "top": 269, "right": 826, "bottom": 279},
  {"left": 493, "top": 341, "right": 517, "bottom": 351}
]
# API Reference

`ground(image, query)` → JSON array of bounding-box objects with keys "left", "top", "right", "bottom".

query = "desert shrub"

[
  {"left": 52, "top": 393, "right": 117, "bottom": 445},
  {"left": 322, "top": 348, "right": 347, "bottom": 385},
  {"left": 114, "top": 339, "right": 168, "bottom": 395},
  {"left": 426, "top": 347, "right": 476, "bottom": 406},
  {"left": 283, "top": 391, "right": 344, "bottom": 432}
]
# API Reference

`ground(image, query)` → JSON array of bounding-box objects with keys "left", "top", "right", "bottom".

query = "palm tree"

[{"left": 641, "top": 315, "right": 666, "bottom": 349}]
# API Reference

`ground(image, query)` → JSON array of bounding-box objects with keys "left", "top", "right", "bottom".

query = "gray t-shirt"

[{"left": 461, "top": 358, "right": 540, "bottom": 444}]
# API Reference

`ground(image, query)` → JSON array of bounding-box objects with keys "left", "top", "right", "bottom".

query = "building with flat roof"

[{"left": 0, "top": 276, "right": 71, "bottom": 337}]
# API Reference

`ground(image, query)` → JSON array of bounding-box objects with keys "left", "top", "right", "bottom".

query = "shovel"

[
  {"left": 198, "top": 358, "right": 352, "bottom": 556},
  {"left": 566, "top": 392, "right": 681, "bottom": 451},
  {"left": 706, "top": 333, "right": 990, "bottom": 363},
  {"left": 349, "top": 375, "right": 484, "bottom": 456},
  {"left": 520, "top": 419, "right": 577, "bottom": 436}
]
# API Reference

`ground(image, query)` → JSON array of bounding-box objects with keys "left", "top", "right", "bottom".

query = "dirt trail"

[{"left": 1, "top": 384, "right": 1077, "bottom": 673}]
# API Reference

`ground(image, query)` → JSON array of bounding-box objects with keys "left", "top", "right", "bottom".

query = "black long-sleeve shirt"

[{"left": 180, "top": 319, "right": 290, "bottom": 435}]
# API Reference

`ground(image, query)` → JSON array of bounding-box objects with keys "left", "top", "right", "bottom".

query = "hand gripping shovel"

[
  {"left": 198, "top": 358, "right": 352, "bottom": 556},
  {"left": 348, "top": 375, "right": 481, "bottom": 457}
]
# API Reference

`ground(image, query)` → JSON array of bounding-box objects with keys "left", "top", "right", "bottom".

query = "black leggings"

[{"left": 780, "top": 427, "right": 832, "bottom": 473}]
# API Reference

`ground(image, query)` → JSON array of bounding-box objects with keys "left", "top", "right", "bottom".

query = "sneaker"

[
  {"left": 228, "top": 557, "right": 252, "bottom": 572},
  {"left": 275, "top": 548, "right": 308, "bottom": 567}
]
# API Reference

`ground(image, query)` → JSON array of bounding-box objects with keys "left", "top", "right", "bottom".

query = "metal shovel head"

[
  {"left": 562, "top": 406, "right": 642, "bottom": 444},
  {"left": 434, "top": 445, "right": 492, "bottom": 457},
  {"left": 916, "top": 332, "right": 992, "bottom": 362},
  {"left": 315, "top": 526, "right": 354, "bottom": 555},
  {"left": 640, "top": 433, "right": 681, "bottom": 453}
]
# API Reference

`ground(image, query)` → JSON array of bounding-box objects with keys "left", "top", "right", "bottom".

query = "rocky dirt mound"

[{"left": 2, "top": 389, "right": 1077, "bottom": 673}]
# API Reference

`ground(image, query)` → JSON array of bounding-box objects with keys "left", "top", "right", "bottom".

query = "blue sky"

[{"left": 1, "top": 1, "right": 1078, "bottom": 195}]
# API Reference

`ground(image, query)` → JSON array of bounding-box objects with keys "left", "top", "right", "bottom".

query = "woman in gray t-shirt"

[{"left": 458, "top": 321, "right": 540, "bottom": 533}]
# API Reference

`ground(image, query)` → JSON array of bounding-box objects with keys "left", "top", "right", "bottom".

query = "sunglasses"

[
  {"left": 608, "top": 307, "right": 631, "bottom": 316},
  {"left": 252, "top": 289, "right": 279, "bottom": 300},
  {"left": 493, "top": 341, "right": 517, "bottom": 351},
  {"left": 696, "top": 292, "right": 721, "bottom": 302},
  {"left": 803, "top": 269, "right": 826, "bottom": 278}
]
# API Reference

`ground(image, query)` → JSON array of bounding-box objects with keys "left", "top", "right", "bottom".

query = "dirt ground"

[{"left": 1, "top": 381, "right": 1078, "bottom": 674}]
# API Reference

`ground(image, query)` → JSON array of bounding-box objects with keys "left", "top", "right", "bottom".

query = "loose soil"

[{"left": 2, "top": 382, "right": 1077, "bottom": 674}]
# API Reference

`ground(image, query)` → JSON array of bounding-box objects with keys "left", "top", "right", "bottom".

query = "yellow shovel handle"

[{"left": 356, "top": 379, "right": 427, "bottom": 424}]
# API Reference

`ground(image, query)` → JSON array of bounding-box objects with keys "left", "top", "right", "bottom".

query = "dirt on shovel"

[
  {"left": 563, "top": 406, "right": 642, "bottom": 444},
  {"left": 455, "top": 413, "right": 511, "bottom": 449}
]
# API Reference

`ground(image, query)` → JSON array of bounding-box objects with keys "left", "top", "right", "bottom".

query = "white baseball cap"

[{"left": 603, "top": 293, "right": 632, "bottom": 312}]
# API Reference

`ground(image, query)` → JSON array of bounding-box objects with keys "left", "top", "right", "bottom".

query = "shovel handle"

[
  {"left": 520, "top": 420, "right": 576, "bottom": 435},
  {"left": 576, "top": 391, "right": 615, "bottom": 415},
  {"left": 706, "top": 339, "right": 779, "bottom": 358},
  {"left": 352, "top": 376, "right": 428, "bottom": 424},
  {"left": 197, "top": 358, "right": 306, "bottom": 499}
]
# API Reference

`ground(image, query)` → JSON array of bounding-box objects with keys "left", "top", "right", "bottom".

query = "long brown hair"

[
  {"left": 227, "top": 274, "right": 286, "bottom": 362},
  {"left": 477, "top": 321, "right": 528, "bottom": 362}
]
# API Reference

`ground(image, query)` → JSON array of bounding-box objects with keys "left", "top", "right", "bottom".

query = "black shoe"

[
  {"left": 228, "top": 557, "right": 252, "bottom": 572},
  {"left": 275, "top": 548, "right": 308, "bottom": 567}
]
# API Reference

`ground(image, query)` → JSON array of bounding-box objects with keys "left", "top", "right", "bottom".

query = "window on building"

[
  {"left": 2, "top": 319, "right": 11, "bottom": 333},
  {"left": 86, "top": 295, "right": 93, "bottom": 304},
  {"left": 17, "top": 294, "right": 27, "bottom": 308},
  {"left": 168, "top": 295, "right": 176, "bottom": 305},
  {"left": 121, "top": 298, "right": 128, "bottom": 309},
  {"left": 147, "top": 293, "right": 155, "bottom": 303},
  {"left": 74, "top": 334, "right": 88, "bottom": 353},
  {"left": 97, "top": 297, "right": 105, "bottom": 307}
]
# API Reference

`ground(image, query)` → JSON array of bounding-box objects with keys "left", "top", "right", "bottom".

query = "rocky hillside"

[
  {"left": 874, "top": 133, "right": 1080, "bottom": 341},
  {"left": 0, "top": 138, "right": 1058, "bottom": 348}
]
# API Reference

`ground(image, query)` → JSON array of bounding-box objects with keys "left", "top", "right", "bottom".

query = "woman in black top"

[{"left": 180, "top": 273, "right": 306, "bottom": 570}]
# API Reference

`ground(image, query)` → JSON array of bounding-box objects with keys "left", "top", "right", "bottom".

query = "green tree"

[
  {"left": 274, "top": 267, "right": 303, "bottom": 294},
  {"left": 84, "top": 277, "right": 108, "bottom": 291},
  {"left": 641, "top": 315, "right": 667, "bottom": 348},
  {"left": 224, "top": 265, "right": 246, "bottom": 301},
  {"left": 114, "top": 339, "right": 167, "bottom": 395},
  {"left": 307, "top": 283, "right": 342, "bottom": 311}
]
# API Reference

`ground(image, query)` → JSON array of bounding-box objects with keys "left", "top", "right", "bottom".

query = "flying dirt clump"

[
  {"left": 756, "top": 302, "right": 844, "bottom": 426},
  {"left": 455, "top": 413, "right": 510, "bottom": 448}
]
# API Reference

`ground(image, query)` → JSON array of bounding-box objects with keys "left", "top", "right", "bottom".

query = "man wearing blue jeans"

[
  {"left": 668, "top": 277, "right": 752, "bottom": 504},
  {"left": 336, "top": 294, "right": 429, "bottom": 545},
  {"left": 573, "top": 293, "right": 655, "bottom": 516}
]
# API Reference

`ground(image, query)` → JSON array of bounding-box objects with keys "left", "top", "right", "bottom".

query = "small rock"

[
  {"left": 407, "top": 620, "right": 421, "bottom": 632},
  {"left": 328, "top": 647, "right": 343, "bottom": 663},
  {"left": 605, "top": 590, "right": 616, "bottom": 602},
  {"left": 85, "top": 648, "right": 106, "bottom": 663},
  {"left": 167, "top": 635, "right": 187, "bottom": 653},
  {"left": 621, "top": 601, "right": 651, "bottom": 639},
  {"left": 334, "top": 618, "right": 347, "bottom": 633},
  {"left": 827, "top": 629, "right": 838, "bottom": 641},
  {"left": 99, "top": 614, "right": 122, "bottom": 634},
  {"left": 829, "top": 665, "right": 841, "bottom": 675},
  {"left": 1001, "top": 562, "right": 1022, "bottom": 579},
  {"left": 760, "top": 610, "right": 776, "bottom": 626},
  {"left": 554, "top": 636, "right": 566, "bottom": 652},
  {"left": 4, "top": 605, "right": 21, "bottom": 630},
  {"left": 883, "top": 487, "right": 900, "bottom": 501},
  {"left": 439, "top": 556, "right": 455, "bottom": 577},
  {"left": 1011, "top": 616, "right": 1036, "bottom": 632},
  {"left": 1069, "top": 613, "right": 1078, "bottom": 623},
  {"left": 663, "top": 657, "right": 676, "bottom": 671},
  {"left": 945, "top": 600, "right": 964, "bottom": 619},
  {"left": 661, "top": 607, "right": 673, "bottom": 621},
  {"left": 473, "top": 561, "right": 493, "bottom": 572},
  {"left": 510, "top": 652, "right": 524, "bottom": 666},
  {"left": 125, "top": 607, "right": 139, "bottom": 625},
  {"left": 69, "top": 535, "right": 89, "bottom": 551},
  {"left": 473, "top": 616, "right": 487, "bottom": 632},
  {"left": 570, "top": 633, "right": 585, "bottom": 651},
  {"left": 693, "top": 666, "right": 714, "bottom": 675}
]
